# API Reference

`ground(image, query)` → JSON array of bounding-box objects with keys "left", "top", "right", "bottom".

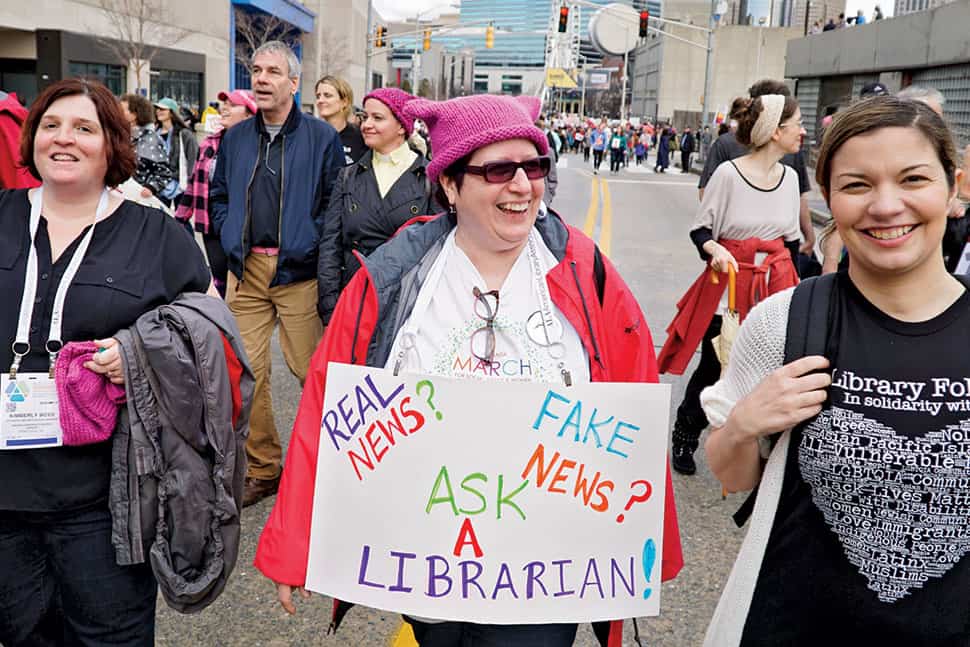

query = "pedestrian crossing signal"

[
  {"left": 558, "top": 6, "right": 569, "bottom": 32},
  {"left": 639, "top": 11, "right": 650, "bottom": 37}
]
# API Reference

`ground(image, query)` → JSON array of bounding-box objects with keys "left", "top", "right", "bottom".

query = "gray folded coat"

[{"left": 110, "top": 292, "right": 254, "bottom": 614}]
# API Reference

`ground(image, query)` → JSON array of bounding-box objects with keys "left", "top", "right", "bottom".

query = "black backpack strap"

[
  {"left": 731, "top": 273, "right": 837, "bottom": 527},
  {"left": 593, "top": 245, "right": 606, "bottom": 307}
]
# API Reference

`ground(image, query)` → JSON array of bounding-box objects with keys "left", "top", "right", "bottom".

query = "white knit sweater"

[
  {"left": 701, "top": 287, "right": 794, "bottom": 430},
  {"left": 699, "top": 287, "right": 796, "bottom": 647}
]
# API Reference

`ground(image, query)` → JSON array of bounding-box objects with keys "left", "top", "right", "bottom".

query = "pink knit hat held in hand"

[
  {"left": 403, "top": 94, "right": 549, "bottom": 183},
  {"left": 55, "top": 341, "right": 126, "bottom": 446},
  {"left": 362, "top": 87, "right": 417, "bottom": 136}
]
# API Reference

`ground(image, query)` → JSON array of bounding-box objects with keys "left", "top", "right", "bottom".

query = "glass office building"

[{"left": 393, "top": 0, "right": 656, "bottom": 69}]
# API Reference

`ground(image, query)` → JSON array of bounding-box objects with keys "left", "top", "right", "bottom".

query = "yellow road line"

[
  {"left": 391, "top": 620, "right": 418, "bottom": 647},
  {"left": 599, "top": 178, "right": 613, "bottom": 258},
  {"left": 582, "top": 176, "right": 600, "bottom": 237}
]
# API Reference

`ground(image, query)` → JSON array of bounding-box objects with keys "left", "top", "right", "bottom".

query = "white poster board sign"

[{"left": 306, "top": 363, "right": 671, "bottom": 624}]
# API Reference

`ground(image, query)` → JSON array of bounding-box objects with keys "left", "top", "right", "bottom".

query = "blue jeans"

[
  {"left": 404, "top": 617, "right": 578, "bottom": 647},
  {"left": 0, "top": 505, "right": 157, "bottom": 646}
]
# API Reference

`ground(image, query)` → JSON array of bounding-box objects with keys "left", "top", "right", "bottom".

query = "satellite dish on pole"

[{"left": 589, "top": 3, "right": 641, "bottom": 56}]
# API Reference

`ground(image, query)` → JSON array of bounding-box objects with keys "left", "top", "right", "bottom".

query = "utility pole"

[
  {"left": 364, "top": 0, "right": 373, "bottom": 92},
  {"left": 620, "top": 22, "right": 630, "bottom": 119},
  {"left": 701, "top": 0, "right": 716, "bottom": 130}
]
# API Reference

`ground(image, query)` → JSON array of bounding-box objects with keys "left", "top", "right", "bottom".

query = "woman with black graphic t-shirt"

[{"left": 701, "top": 96, "right": 970, "bottom": 645}]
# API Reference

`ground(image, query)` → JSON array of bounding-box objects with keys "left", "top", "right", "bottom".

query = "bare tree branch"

[
  {"left": 234, "top": 8, "right": 302, "bottom": 76},
  {"left": 317, "top": 27, "right": 349, "bottom": 77},
  {"left": 93, "top": 0, "right": 191, "bottom": 91}
]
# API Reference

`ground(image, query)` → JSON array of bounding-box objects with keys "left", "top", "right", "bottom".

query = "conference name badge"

[{"left": 0, "top": 373, "right": 62, "bottom": 450}]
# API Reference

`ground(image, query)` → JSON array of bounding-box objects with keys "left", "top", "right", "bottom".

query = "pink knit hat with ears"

[
  {"left": 403, "top": 95, "right": 549, "bottom": 183},
  {"left": 362, "top": 87, "right": 417, "bottom": 136}
]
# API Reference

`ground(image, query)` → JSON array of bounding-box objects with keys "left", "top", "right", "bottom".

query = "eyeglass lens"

[{"left": 483, "top": 158, "right": 550, "bottom": 183}]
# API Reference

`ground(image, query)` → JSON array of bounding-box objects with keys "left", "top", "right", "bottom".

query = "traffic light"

[
  {"left": 485, "top": 23, "right": 494, "bottom": 48},
  {"left": 558, "top": 5, "right": 569, "bottom": 32},
  {"left": 639, "top": 11, "right": 650, "bottom": 37},
  {"left": 423, "top": 28, "right": 431, "bottom": 51},
  {"left": 375, "top": 25, "right": 386, "bottom": 48}
]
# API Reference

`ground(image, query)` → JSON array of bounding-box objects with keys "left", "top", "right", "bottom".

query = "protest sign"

[{"left": 305, "top": 362, "right": 671, "bottom": 624}]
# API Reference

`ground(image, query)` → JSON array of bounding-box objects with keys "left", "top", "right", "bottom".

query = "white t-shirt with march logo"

[{"left": 385, "top": 229, "right": 589, "bottom": 385}]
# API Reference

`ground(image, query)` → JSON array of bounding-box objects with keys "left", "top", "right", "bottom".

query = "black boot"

[
  {"left": 671, "top": 443, "right": 697, "bottom": 475},
  {"left": 671, "top": 419, "right": 701, "bottom": 475}
]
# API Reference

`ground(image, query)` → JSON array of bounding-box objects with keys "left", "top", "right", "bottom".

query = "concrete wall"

[
  {"left": 631, "top": 23, "right": 800, "bottom": 122},
  {"left": 301, "top": 0, "right": 369, "bottom": 111},
  {"left": 708, "top": 26, "right": 800, "bottom": 114},
  {"left": 786, "top": 0, "right": 970, "bottom": 77}
]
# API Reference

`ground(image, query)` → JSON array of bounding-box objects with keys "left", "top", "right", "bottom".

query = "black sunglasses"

[
  {"left": 463, "top": 157, "right": 551, "bottom": 184},
  {"left": 470, "top": 286, "right": 500, "bottom": 363}
]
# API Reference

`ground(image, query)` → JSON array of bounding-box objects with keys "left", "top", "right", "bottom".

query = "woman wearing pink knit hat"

[
  {"left": 256, "top": 93, "right": 683, "bottom": 647},
  {"left": 316, "top": 86, "right": 438, "bottom": 324}
]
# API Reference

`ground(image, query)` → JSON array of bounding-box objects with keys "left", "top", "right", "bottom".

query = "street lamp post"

[
  {"left": 410, "top": 2, "right": 459, "bottom": 93},
  {"left": 701, "top": 0, "right": 716, "bottom": 131},
  {"left": 578, "top": 54, "right": 589, "bottom": 117},
  {"left": 365, "top": 0, "right": 373, "bottom": 92},
  {"left": 620, "top": 23, "right": 630, "bottom": 120}
]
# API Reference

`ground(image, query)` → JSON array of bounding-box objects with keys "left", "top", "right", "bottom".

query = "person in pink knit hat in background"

[
  {"left": 254, "top": 93, "right": 683, "bottom": 647},
  {"left": 316, "top": 87, "right": 439, "bottom": 324}
]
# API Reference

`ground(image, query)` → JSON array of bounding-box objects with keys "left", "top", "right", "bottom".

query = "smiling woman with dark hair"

[
  {"left": 0, "top": 78, "right": 210, "bottom": 645},
  {"left": 702, "top": 96, "right": 970, "bottom": 645}
]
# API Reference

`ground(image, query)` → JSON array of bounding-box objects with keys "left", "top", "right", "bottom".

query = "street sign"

[
  {"left": 546, "top": 68, "right": 578, "bottom": 88},
  {"left": 587, "top": 69, "right": 612, "bottom": 89}
]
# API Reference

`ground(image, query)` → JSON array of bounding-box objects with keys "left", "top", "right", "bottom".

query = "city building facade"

[
  {"left": 894, "top": 0, "right": 955, "bottom": 16},
  {"left": 0, "top": 0, "right": 232, "bottom": 110},
  {"left": 786, "top": 0, "right": 970, "bottom": 149},
  {"left": 630, "top": 0, "right": 800, "bottom": 126},
  {"left": 385, "top": 0, "right": 654, "bottom": 106},
  {"left": 0, "top": 0, "right": 372, "bottom": 117}
]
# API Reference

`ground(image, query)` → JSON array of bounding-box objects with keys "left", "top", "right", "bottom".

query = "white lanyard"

[
  {"left": 10, "top": 186, "right": 110, "bottom": 378},
  {"left": 525, "top": 230, "right": 563, "bottom": 345},
  {"left": 525, "top": 230, "right": 570, "bottom": 386}
]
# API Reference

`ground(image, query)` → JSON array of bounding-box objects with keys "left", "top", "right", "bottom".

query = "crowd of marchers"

[{"left": 3, "top": 34, "right": 970, "bottom": 647}]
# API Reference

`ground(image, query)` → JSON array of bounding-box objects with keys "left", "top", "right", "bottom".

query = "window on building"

[
  {"left": 68, "top": 61, "right": 126, "bottom": 96},
  {"left": 151, "top": 69, "right": 203, "bottom": 114},
  {"left": 500, "top": 74, "right": 522, "bottom": 96},
  {"left": 474, "top": 74, "right": 488, "bottom": 94}
]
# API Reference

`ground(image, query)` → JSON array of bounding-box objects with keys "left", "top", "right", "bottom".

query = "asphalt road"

[{"left": 154, "top": 152, "right": 749, "bottom": 647}]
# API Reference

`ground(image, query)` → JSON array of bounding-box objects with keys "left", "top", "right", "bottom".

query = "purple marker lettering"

[
  {"left": 523, "top": 561, "right": 549, "bottom": 599},
  {"left": 580, "top": 558, "right": 604, "bottom": 599},
  {"left": 551, "top": 559, "right": 575, "bottom": 597},
  {"left": 357, "top": 545, "right": 385, "bottom": 589},
  {"left": 388, "top": 551, "right": 416, "bottom": 593},
  {"left": 426, "top": 555, "right": 452, "bottom": 597},
  {"left": 490, "top": 563, "right": 519, "bottom": 600},
  {"left": 459, "top": 561, "right": 487, "bottom": 599}
]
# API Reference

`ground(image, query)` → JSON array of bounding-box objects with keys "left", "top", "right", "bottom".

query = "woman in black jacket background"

[{"left": 317, "top": 87, "right": 439, "bottom": 324}]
